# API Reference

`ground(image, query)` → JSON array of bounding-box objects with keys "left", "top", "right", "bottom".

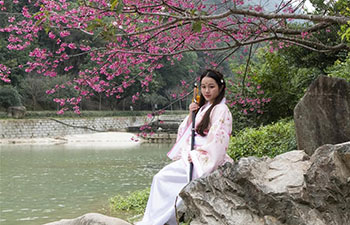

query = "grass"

[{"left": 108, "top": 188, "right": 150, "bottom": 224}]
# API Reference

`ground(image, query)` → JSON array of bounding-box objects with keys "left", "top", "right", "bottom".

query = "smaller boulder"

[
  {"left": 43, "top": 213, "right": 132, "bottom": 225},
  {"left": 7, "top": 106, "right": 26, "bottom": 119}
]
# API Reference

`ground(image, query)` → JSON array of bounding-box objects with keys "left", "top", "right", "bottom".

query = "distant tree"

[{"left": 19, "top": 75, "right": 47, "bottom": 110}]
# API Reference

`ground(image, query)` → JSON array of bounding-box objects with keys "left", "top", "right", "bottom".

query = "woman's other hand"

[
  {"left": 187, "top": 102, "right": 199, "bottom": 125},
  {"left": 188, "top": 152, "right": 192, "bottom": 162}
]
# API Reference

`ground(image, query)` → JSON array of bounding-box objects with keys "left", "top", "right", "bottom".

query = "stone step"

[{"left": 143, "top": 133, "right": 177, "bottom": 143}]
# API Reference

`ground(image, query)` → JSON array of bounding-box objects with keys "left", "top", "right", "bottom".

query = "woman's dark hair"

[{"left": 196, "top": 69, "right": 226, "bottom": 136}]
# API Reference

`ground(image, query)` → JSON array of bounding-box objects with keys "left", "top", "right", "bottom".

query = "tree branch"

[{"left": 127, "top": 7, "right": 349, "bottom": 25}]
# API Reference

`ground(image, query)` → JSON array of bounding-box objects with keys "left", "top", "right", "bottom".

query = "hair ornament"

[{"left": 220, "top": 79, "right": 224, "bottom": 84}]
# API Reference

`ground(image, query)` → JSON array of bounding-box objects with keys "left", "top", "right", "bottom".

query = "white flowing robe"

[{"left": 136, "top": 99, "right": 233, "bottom": 225}]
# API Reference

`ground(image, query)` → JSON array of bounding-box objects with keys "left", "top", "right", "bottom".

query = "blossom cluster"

[
  {"left": 226, "top": 76, "right": 271, "bottom": 116},
  {"left": 0, "top": 64, "right": 11, "bottom": 83}
]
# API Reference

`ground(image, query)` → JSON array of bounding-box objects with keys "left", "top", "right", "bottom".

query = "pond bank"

[{"left": 0, "top": 132, "right": 143, "bottom": 147}]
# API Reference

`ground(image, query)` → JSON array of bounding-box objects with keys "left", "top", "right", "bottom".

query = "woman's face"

[{"left": 200, "top": 76, "right": 220, "bottom": 104}]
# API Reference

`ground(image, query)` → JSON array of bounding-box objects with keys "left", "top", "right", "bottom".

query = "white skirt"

[{"left": 135, "top": 159, "right": 191, "bottom": 225}]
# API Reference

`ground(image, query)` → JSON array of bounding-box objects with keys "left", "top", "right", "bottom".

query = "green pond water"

[{"left": 0, "top": 143, "right": 172, "bottom": 225}]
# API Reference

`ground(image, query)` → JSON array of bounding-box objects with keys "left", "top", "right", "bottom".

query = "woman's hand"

[
  {"left": 189, "top": 102, "right": 199, "bottom": 113},
  {"left": 188, "top": 152, "right": 192, "bottom": 162},
  {"left": 187, "top": 102, "right": 199, "bottom": 125}
]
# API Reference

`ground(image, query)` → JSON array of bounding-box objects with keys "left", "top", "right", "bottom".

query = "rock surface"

[
  {"left": 43, "top": 213, "right": 132, "bottom": 225},
  {"left": 294, "top": 75, "right": 350, "bottom": 155},
  {"left": 179, "top": 142, "right": 350, "bottom": 225},
  {"left": 7, "top": 105, "right": 26, "bottom": 118}
]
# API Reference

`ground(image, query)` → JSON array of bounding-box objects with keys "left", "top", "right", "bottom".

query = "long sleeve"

[
  {"left": 167, "top": 115, "right": 191, "bottom": 160},
  {"left": 190, "top": 104, "right": 233, "bottom": 177},
  {"left": 176, "top": 115, "right": 190, "bottom": 142}
]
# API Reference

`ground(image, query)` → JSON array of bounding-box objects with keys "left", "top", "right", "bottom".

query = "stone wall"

[{"left": 0, "top": 115, "right": 186, "bottom": 139}]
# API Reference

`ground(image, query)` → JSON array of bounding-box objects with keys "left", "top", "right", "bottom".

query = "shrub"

[
  {"left": 227, "top": 119, "right": 296, "bottom": 161},
  {"left": 0, "top": 85, "right": 22, "bottom": 109},
  {"left": 326, "top": 52, "right": 350, "bottom": 82},
  {"left": 109, "top": 188, "right": 150, "bottom": 214}
]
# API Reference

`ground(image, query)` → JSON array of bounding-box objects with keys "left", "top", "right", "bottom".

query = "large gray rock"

[
  {"left": 43, "top": 213, "right": 131, "bottom": 225},
  {"left": 294, "top": 76, "right": 350, "bottom": 155},
  {"left": 179, "top": 142, "right": 350, "bottom": 225}
]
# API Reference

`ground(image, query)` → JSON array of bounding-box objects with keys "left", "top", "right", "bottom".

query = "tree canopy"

[{"left": 0, "top": 0, "right": 349, "bottom": 112}]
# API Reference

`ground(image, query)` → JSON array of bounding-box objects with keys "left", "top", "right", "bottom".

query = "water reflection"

[{"left": 0, "top": 143, "right": 172, "bottom": 225}]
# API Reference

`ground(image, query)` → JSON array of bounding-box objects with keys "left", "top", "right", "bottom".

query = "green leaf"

[
  {"left": 115, "top": 1, "right": 124, "bottom": 14},
  {"left": 33, "top": 7, "right": 48, "bottom": 27},
  {"left": 32, "top": 10, "right": 43, "bottom": 18},
  {"left": 111, "top": 0, "right": 118, "bottom": 10},
  {"left": 86, "top": 20, "right": 103, "bottom": 32},
  {"left": 95, "top": 18, "right": 102, "bottom": 23},
  {"left": 192, "top": 21, "right": 202, "bottom": 33},
  {"left": 44, "top": 26, "right": 50, "bottom": 34},
  {"left": 341, "top": 27, "right": 350, "bottom": 41}
]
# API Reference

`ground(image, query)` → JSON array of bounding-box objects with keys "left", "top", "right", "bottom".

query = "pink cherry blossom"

[{"left": 48, "top": 32, "right": 56, "bottom": 39}]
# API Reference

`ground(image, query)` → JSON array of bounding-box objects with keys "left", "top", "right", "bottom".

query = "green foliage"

[
  {"left": 110, "top": 0, "right": 124, "bottom": 13},
  {"left": 249, "top": 49, "right": 318, "bottom": 123},
  {"left": 337, "top": 0, "right": 350, "bottom": 44},
  {"left": 229, "top": 108, "right": 260, "bottom": 135},
  {"left": 326, "top": 53, "right": 350, "bottom": 82},
  {"left": 227, "top": 119, "right": 296, "bottom": 161},
  {"left": 109, "top": 188, "right": 150, "bottom": 214},
  {"left": 0, "top": 85, "right": 22, "bottom": 108},
  {"left": 192, "top": 20, "right": 202, "bottom": 32},
  {"left": 341, "top": 24, "right": 350, "bottom": 42}
]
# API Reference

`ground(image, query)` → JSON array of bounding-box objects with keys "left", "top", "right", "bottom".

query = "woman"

[{"left": 136, "top": 69, "right": 233, "bottom": 225}]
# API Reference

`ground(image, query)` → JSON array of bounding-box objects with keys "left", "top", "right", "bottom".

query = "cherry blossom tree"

[{"left": 0, "top": 0, "right": 349, "bottom": 113}]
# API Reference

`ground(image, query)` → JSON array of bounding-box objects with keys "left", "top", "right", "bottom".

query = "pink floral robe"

[
  {"left": 136, "top": 98, "right": 233, "bottom": 225},
  {"left": 168, "top": 98, "right": 233, "bottom": 179}
]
